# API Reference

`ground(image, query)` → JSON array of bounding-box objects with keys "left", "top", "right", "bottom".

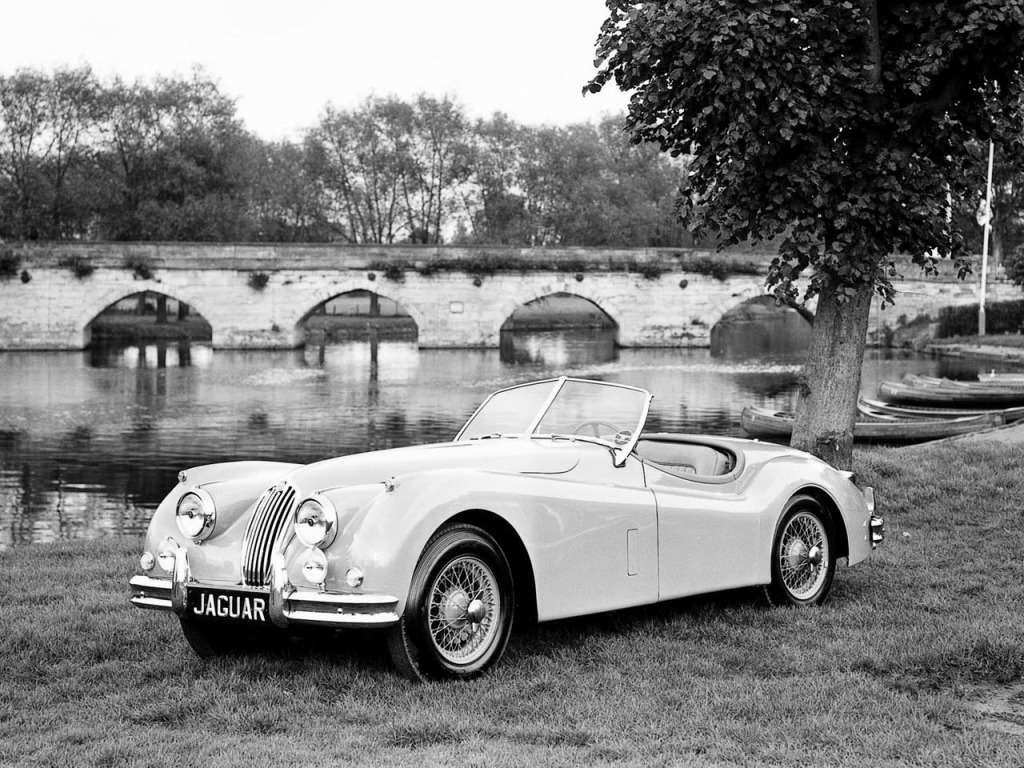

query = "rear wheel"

[
  {"left": 764, "top": 495, "right": 835, "bottom": 607},
  {"left": 388, "top": 523, "right": 514, "bottom": 681}
]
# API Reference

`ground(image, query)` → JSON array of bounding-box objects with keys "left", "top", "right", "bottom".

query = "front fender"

[{"left": 315, "top": 468, "right": 549, "bottom": 616}]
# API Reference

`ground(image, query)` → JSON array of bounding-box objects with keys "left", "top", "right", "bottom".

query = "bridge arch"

[
  {"left": 497, "top": 284, "right": 624, "bottom": 339},
  {"left": 709, "top": 294, "right": 813, "bottom": 358},
  {"left": 296, "top": 288, "right": 420, "bottom": 344},
  {"left": 700, "top": 285, "right": 771, "bottom": 332},
  {"left": 500, "top": 291, "right": 618, "bottom": 333},
  {"left": 79, "top": 287, "right": 214, "bottom": 347},
  {"left": 293, "top": 284, "right": 426, "bottom": 346}
]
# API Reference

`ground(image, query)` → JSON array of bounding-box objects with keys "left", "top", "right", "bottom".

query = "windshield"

[{"left": 456, "top": 378, "right": 651, "bottom": 447}]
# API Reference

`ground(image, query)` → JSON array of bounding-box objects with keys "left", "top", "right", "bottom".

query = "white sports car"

[{"left": 129, "top": 377, "right": 883, "bottom": 680}]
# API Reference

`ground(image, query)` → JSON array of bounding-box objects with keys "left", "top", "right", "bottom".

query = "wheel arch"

[
  {"left": 792, "top": 486, "right": 850, "bottom": 560},
  {"left": 445, "top": 509, "right": 538, "bottom": 624}
]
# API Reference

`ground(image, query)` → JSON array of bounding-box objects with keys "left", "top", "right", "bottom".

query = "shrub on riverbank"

[
  {"left": 1, "top": 442, "right": 1022, "bottom": 766},
  {"left": 938, "top": 299, "right": 1024, "bottom": 337}
]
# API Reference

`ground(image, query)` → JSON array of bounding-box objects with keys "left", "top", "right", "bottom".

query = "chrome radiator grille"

[{"left": 242, "top": 483, "right": 296, "bottom": 586}]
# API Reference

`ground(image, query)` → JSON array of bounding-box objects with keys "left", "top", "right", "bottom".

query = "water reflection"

[
  {"left": 711, "top": 296, "right": 813, "bottom": 361},
  {"left": 499, "top": 328, "right": 618, "bottom": 366},
  {"left": 0, "top": 336, "right": 1017, "bottom": 550},
  {"left": 89, "top": 340, "right": 214, "bottom": 369}
]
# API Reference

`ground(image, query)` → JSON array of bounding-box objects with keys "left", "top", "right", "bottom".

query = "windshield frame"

[{"left": 455, "top": 377, "right": 653, "bottom": 466}]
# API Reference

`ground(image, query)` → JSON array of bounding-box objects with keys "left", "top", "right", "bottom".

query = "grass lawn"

[{"left": 1, "top": 442, "right": 1022, "bottom": 767}]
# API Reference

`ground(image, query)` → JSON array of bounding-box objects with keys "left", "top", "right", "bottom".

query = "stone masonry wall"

[{"left": 0, "top": 243, "right": 1012, "bottom": 350}]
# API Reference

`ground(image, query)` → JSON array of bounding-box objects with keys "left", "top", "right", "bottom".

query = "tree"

[
  {"left": 590, "top": 0, "right": 1024, "bottom": 468},
  {"left": 245, "top": 137, "right": 330, "bottom": 242},
  {"left": 0, "top": 66, "right": 99, "bottom": 239},
  {"left": 93, "top": 69, "right": 251, "bottom": 240},
  {"left": 462, "top": 113, "right": 532, "bottom": 244},
  {"left": 402, "top": 95, "right": 473, "bottom": 244},
  {"left": 309, "top": 96, "right": 415, "bottom": 243}
]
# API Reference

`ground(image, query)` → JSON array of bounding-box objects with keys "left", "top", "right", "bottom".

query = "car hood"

[{"left": 286, "top": 437, "right": 582, "bottom": 494}]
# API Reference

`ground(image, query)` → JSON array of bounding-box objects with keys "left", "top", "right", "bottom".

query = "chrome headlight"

[
  {"left": 175, "top": 489, "right": 216, "bottom": 541},
  {"left": 294, "top": 496, "right": 338, "bottom": 548}
]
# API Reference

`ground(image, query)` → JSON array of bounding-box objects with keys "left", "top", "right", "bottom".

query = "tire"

[
  {"left": 763, "top": 494, "right": 835, "bottom": 607},
  {"left": 388, "top": 523, "right": 514, "bottom": 681},
  {"left": 178, "top": 616, "right": 279, "bottom": 658}
]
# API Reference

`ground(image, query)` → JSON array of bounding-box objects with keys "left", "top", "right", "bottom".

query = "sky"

[{"left": 2, "top": 0, "right": 631, "bottom": 142}]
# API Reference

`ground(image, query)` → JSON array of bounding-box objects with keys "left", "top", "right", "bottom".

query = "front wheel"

[
  {"left": 764, "top": 495, "right": 835, "bottom": 607},
  {"left": 388, "top": 523, "right": 514, "bottom": 681}
]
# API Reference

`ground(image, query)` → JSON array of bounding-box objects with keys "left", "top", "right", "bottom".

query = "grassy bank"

[{"left": 2, "top": 442, "right": 1022, "bottom": 767}]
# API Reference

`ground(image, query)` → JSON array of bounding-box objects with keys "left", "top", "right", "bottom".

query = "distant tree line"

[{"left": 0, "top": 66, "right": 692, "bottom": 247}]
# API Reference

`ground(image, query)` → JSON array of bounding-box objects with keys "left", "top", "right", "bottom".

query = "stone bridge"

[{"left": 0, "top": 243, "right": 1012, "bottom": 349}]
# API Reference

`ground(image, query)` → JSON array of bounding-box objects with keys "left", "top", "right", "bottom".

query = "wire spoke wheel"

[
  {"left": 765, "top": 495, "right": 835, "bottom": 607},
  {"left": 426, "top": 555, "right": 499, "bottom": 664},
  {"left": 388, "top": 523, "right": 514, "bottom": 680},
  {"left": 778, "top": 511, "right": 829, "bottom": 600}
]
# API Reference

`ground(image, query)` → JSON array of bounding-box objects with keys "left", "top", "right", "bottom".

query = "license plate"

[{"left": 188, "top": 587, "right": 269, "bottom": 624}]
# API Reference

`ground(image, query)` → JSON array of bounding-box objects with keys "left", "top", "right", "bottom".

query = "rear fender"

[{"left": 744, "top": 456, "right": 874, "bottom": 582}]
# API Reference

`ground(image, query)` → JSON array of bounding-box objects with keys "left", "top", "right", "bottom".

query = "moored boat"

[
  {"left": 740, "top": 405, "right": 1002, "bottom": 442},
  {"left": 903, "top": 373, "right": 1024, "bottom": 389},
  {"left": 977, "top": 371, "right": 1024, "bottom": 385},
  {"left": 857, "top": 397, "right": 1024, "bottom": 423},
  {"left": 877, "top": 379, "right": 1024, "bottom": 406}
]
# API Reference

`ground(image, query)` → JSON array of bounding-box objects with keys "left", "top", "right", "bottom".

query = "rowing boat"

[
  {"left": 977, "top": 372, "right": 1024, "bottom": 385},
  {"left": 740, "top": 405, "right": 1002, "bottom": 441},
  {"left": 857, "top": 397, "right": 1024, "bottom": 422},
  {"left": 877, "top": 379, "right": 1024, "bottom": 406}
]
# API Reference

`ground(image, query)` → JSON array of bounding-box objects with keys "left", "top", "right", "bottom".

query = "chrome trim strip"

[
  {"left": 524, "top": 375, "right": 568, "bottom": 437},
  {"left": 285, "top": 609, "right": 399, "bottom": 627},
  {"left": 616, "top": 391, "right": 654, "bottom": 467},
  {"left": 286, "top": 591, "right": 397, "bottom": 607}
]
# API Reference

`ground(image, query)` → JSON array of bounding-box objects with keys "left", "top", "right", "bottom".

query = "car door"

[
  {"left": 524, "top": 448, "right": 659, "bottom": 621},
  {"left": 644, "top": 463, "right": 761, "bottom": 600}
]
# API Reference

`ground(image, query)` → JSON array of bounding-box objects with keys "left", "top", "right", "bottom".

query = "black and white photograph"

[{"left": 2, "top": 2, "right": 1023, "bottom": 765}]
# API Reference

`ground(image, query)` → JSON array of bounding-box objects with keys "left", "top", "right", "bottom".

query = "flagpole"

[{"left": 979, "top": 141, "right": 994, "bottom": 337}]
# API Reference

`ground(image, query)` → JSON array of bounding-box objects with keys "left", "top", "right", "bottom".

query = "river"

[{"left": 0, "top": 330, "right": 1008, "bottom": 550}]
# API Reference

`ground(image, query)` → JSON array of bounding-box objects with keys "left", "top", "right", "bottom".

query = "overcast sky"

[{"left": 2, "top": 0, "right": 631, "bottom": 141}]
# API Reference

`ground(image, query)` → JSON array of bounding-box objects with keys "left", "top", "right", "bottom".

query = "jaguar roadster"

[{"left": 129, "top": 377, "right": 883, "bottom": 680}]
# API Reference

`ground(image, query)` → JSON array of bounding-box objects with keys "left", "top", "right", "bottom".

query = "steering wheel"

[{"left": 572, "top": 420, "right": 621, "bottom": 438}]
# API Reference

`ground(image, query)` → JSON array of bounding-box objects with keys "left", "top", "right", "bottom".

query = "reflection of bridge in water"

[{"left": 0, "top": 243, "right": 1008, "bottom": 350}]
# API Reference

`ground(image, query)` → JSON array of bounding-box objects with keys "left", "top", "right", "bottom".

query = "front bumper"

[
  {"left": 870, "top": 514, "right": 884, "bottom": 548},
  {"left": 863, "top": 486, "right": 884, "bottom": 549},
  {"left": 129, "top": 548, "right": 399, "bottom": 629}
]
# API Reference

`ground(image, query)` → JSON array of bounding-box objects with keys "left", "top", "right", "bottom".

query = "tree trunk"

[{"left": 790, "top": 278, "right": 874, "bottom": 470}]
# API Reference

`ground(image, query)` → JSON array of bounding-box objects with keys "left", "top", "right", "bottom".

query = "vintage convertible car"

[{"left": 129, "top": 377, "right": 883, "bottom": 680}]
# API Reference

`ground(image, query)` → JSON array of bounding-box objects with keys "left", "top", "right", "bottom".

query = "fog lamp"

[
  {"left": 345, "top": 567, "right": 364, "bottom": 588},
  {"left": 140, "top": 551, "right": 156, "bottom": 572},
  {"left": 175, "top": 489, "right": 216, "bottom": 541},
  {"left": 302, "top": 548, "right": 329, "bottom": 586},
  {"left": 294, "top": 496, "right": 338, "bottom": 548},
  {"left": 157, "top": 539, "right": 178, "bottom": 573}
]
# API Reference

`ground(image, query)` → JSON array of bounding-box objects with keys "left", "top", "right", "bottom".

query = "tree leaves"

[{"left": 588, "top": 0, "right": 1024, "bottom": 303}]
